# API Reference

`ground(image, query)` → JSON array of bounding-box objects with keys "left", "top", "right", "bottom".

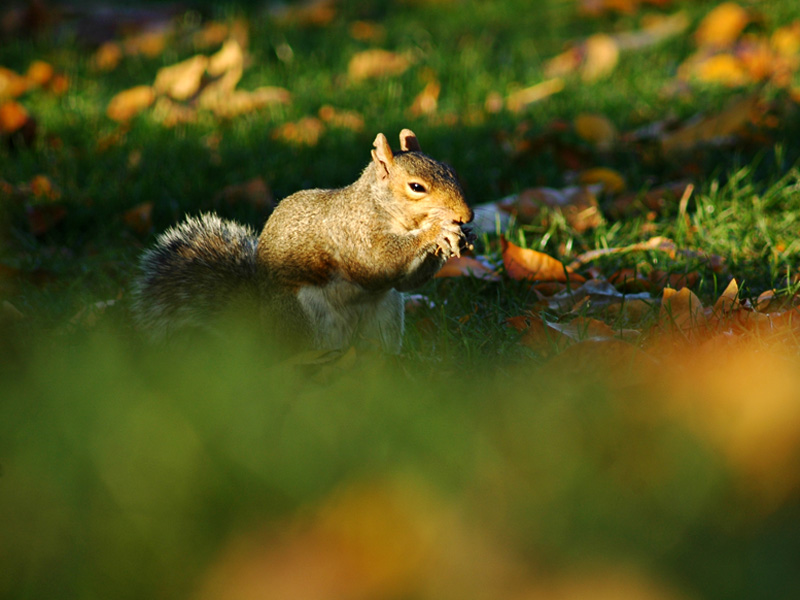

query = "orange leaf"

[
  {"left": 694, "top": 2, "right": 749, "bottom": 48},
  {"left": 547, "top": 316, "right": 619, "bottom": 341},
  {"left": 500, "top": 236, "right": 585, "bottom": 283},
  {"left": 348, "top": 49, "right": 412, "bottom": 81},
  {"left": 25, "top": 60, "right": 53, "bottom": 86},
  {"left": 0, "top": 67, "right": 31, "bottom": 99},
  {"left": 0, "top": 100, "right": 31, "bottom": 134},
  {"left": 435, "top": 256, "right": 500, "bottom": 281},
  {"left": 30, "top": 174, "right": 59, "bottom": 200},
  {"left": 106, "top": 86, "right": 155, "bottom": 122},
  {"left": 92, "top": 42, "right": 123, "bottom": 71}
]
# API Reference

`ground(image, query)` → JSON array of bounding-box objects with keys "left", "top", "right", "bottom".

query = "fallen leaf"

[
  {"left": 499, "top": 186, "right": 603, "bottom": 232},
  {"left": 695, "top": 2, "right": 749, "bottom": 48},
  {"left": 106, "top": 85, "right": 155, "bottom": 122},
  {"left": 348, "top": 49, "right": 412, "bottom": 81},
  {"left": 272, "top": 116, "right": 325, "bottom": 146},
  {"left": 123, "top": 201, "right": 154, "bottom": 235},
  {"left": 543, "top": 47, "right": 582, "bottom": 78},
  {"left": 0, "top": 100, "right": 31, "bottom": 133},
  {"left": 152, "top": 96, "right": 197, "bottom": 127},
  {"left": 92, "top": 42, "right": 123, "bottom": 71},
  {"left": 207, "top": 38, "right": 244, "bottom": 78},
  {"left": 691, "top": 53, "right": 749, "bottom": 86},
  {"left": 25, "top": 60, "right": 53, "bottom": 86},
  {"left": 771, "top": 22, "right": 800, "bottom": 56},
  {"left": 0, "top": 67, "right": 31, "bottom": 99},
  {"left": 122, "top": 28, "right": 168, "bottom": 58},
  {"left": 30, "top": 174, "right": 59, "bottom": 200},
  {"left": 547, "top": 316, "right": 619, "bottom": 341},
  {"left": 205, "top": 87, "right": 291, "bottom": 119},
  {"left": 48, "top": 74, "right": 69, "bottom": 95},
  {"left": 268, "top": 0, "right": 338, "bottom": 27},
  {"left": 409, "top": 80, "right": 440, "bottom": 117},
  {"left": 435, "top": 256, "right": 500, "bottom": 281},
  {"left": 578, "top": 167, "right": 626, "bottom": 194},
  {"left": 660, "top": 93, "right": 759, "bottom": 153},
  {"left": 659, "top": 286, "right": 706, "bottom": 333},
  {"left": 574, "top": 113, "right": 617, "bottom": 149},
  {"left": 193, "top": 21, "right": 231, "bottom": 49},
  {"left": 582, "top": 33, "right": 619, "bottom": 81},
  {"left": 153, "top": 54, "right": 208, "bottom": 101},
  {"left": 713, "top": 278, "right": 740, "bottom": 313},
  {"left": 349, "top": 20, "right": 386, "bottom": 42},
  {"left": 505, "top": 78, "right": 564, "bottom": 113},
  {"left": 318, "top": 105, "right": 364, "bottom": 131},
  {"left": 501, "top": 236, "right": 585, "bottom": 283}
]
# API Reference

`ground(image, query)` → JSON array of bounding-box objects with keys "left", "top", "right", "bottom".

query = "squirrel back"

[{"left": 133, "top": 129, "right": 473, "bottom": 353}]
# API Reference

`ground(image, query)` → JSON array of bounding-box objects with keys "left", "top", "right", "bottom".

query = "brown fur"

[{"left": 133, "top": 130, "right": 473, "bottom": 352}]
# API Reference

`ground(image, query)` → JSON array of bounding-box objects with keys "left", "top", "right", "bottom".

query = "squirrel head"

[{"left": 369, "top": 129, "right": 473, "bottom": 226}]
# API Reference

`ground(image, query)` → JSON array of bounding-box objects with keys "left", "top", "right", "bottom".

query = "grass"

[{"left": 3, "top": 1, "right": 800, "bottom": 598}]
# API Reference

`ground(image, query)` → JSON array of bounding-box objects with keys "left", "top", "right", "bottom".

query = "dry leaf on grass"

[
  {"left": 435, "top": 256, "right": 500, "bottom": 281},
  {"left": 499, "top": 186, "right": 603, "bottom": 233},
  {"left": 272, "top": 116, "right": 325, "bottom": 146},
  {"left": 92, "top": 42, "right": 123, "bottom": 71},
  {"left": 0, "top": 100, "right": 31, "bottom": 133},
  {"left": 25, "top": 60, "right": 53, "bottom": 86},
  {"left": 106, "top": 85, "right": 155, "bottom": 122},
  {"left": 409, "top": 80, "right": 440, "bottom": 117},
  {"left": 505, "top": 78, "right": 564, "bottom": 113},
  {"left": 0, "top": 67, "right": 31, "bottom": 99},
  {"left": 694, "top": 2, "right": 749, "bottom": 48},
  {"left": 153, "top": 54, "right": 208, "bottom": 101},
  {"left": 660, "top": 93, "right": 759, "bottom": 153},
  {"left": 574, "top": 113, "right": 617, "bottom": 148},
  {"left": 582, "top": 33, "right": 619, "bottom": 81},
  {"left": 268, "top": 0, "right": 338, "bottom": 27},
  {"left": 318, "top": 105, "right": 364, "bottom": 131},
  {"left": 501, "top": 236, "right": 585, "bottom": 283},
  {"left": 348, "top": 49, "right": 412, "bottom": 81},
  {"left": 578, "top": 167, "right": 626, "bottom": 194}
]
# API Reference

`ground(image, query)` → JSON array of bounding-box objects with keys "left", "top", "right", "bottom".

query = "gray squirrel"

[{"left": 132, "top": 129, "right": 474, "bottom": 353}]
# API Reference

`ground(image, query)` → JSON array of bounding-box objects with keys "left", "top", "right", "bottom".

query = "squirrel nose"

[{"left": 456, "top": 206, "right": 474, "bottom": 224}]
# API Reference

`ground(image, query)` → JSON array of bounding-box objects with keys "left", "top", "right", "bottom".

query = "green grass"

[{"left": 3, "top": 1, "right": 800, "bottom": 598}]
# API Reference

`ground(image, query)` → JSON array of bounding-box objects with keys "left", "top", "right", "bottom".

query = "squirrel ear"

[
  {"left": 371, "top": 133, "right": 394, "bottom": 179},
  {"left": 399, "top": 128, "right": 421, "bottom": 152}
]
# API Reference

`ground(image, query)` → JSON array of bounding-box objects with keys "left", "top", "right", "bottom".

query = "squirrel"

[{"left": 132, "top": 128, "right": 474, "bottom": 354}]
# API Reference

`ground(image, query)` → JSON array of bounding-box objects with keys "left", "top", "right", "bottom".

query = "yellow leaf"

[
  {"left": 694, "top": 2, "right": 749, "bottom": 48},
  {"left": 713, "top": 278, "right": 740, "bottom": 313},
  {"left": 106, "top": 86, "right": 155, "bottom": 122},
  {"left": 574, "top": 113, "right": 617, "bottom": 149},
  {"left": 318, "top": 105, "right": 364, "bottom": 131},
  {"left": 578, "top": 167, "right": 626, "bottom": 194},
  {"left": 0, "top": 100, "right": 31, "bottom": 134},
  {"left": 0, "top": 67, "right": 31, "bottom": 99},
  {"left": 408, "top": 80, "right": 440, "bottom": 117},
  {"left": 272, "top": 116, "right": 325, "bottom": 147},
  {"left": 582, "top": 33, "right": 619, "bottom": 81},
  {"left": 505, "top": 78, "right": 564, "bottom": 113},
  {"left": 693, "top": 53, "right": 749, "bottom": 86},
  {"left": 771, "top": 22, "right": 800, "bottom": 57},
  {"left": 348, "top": 49, "right": 412, "bottom": 81},
  {"left": 153, "top": 54, "right": 208, "bottom": 101},
  {"left": 92, "top": 42, "right": 123, "bottom": 71}
]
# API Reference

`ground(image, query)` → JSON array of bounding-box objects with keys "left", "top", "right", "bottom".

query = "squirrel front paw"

[{"left": 436, "top": 222, "right": 471, "bottom": 258}]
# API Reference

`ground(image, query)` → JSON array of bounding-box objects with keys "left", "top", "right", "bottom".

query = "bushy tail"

[{"left": 132, "top": 213, "right": 260, "bottom": 340}]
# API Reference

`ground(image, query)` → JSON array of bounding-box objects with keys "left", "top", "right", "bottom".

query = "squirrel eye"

[{"left": 408, "top": 182, "right": 427, "bottom": 194}]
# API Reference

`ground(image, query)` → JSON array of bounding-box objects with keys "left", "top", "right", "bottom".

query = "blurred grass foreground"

[
  {"left": 3, "top": 0, "right": 800, "bottom": 598},
  {"left": 3, "top": 324, "right": 800, "bottom": 600}
]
